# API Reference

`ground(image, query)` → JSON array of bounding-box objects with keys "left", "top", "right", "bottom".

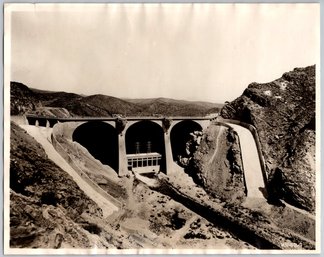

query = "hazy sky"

[{"left": 7, "top": 4, "right": 319, "bottom": 103}]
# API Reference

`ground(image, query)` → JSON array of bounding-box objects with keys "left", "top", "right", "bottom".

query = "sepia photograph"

[{"left": 3, "top": 3, "right": 320, "bottom": 254}]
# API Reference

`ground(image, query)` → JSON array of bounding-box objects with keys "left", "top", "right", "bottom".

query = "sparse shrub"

[
  {"left": 82, "top": 223, "right": 102, "bottom": 235},
  {"left": 169, "top": 211, "right": 186, "bottom": 230},
  {"left": 184, "top": 231, "right": 207, "bottom": 240}
]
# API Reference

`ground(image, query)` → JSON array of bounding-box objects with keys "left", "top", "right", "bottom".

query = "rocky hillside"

[
  {"left": 220, "top": 65, "right": 316, "bottom": 213},
  {"left": 10, "top": 82, "right": 42, "bottom": 115},
  {"left": 32, "top": 88, "right": 82, "bottom": 106},
  {"left": 10, "top": 123, "right": 106, "bottom": 248},
  {"left": 10, "top": 82, "right": 222, "bottom": 117},
  {"left": 67, "top": 94, "right": 143, "bottom": 117},
  {"left": 126, "top": 98, "right": 223, "bottom": 116},
  {"left": 184, "top": 124, "right": 246, "bottom": 204},
  {"left": 30, "top": 107, "right": 72, "bottom": 118}
]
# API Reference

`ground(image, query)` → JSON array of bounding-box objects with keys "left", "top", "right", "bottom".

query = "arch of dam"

[{"left": 25, "top": 114, "right": 211, "bottom": 176}]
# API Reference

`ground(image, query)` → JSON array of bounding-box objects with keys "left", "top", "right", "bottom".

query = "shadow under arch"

[
  {"left": 125, "top": 120, "right": 166, "bottom": 172},
  {"left": 72, "top": 121, "right": 118, "bottom": 172},
  {"left": 170, "top": 120, "right": 203, "bottom": 164}
]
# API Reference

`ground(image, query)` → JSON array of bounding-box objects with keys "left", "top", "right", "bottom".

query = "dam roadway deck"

[{"left": 25, "top": 114, "right": 214, "bottom": 122}]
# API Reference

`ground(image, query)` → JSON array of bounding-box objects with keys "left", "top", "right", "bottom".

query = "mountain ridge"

[{"left": 11, "top": 82, "right": 223, "bottom": 117}]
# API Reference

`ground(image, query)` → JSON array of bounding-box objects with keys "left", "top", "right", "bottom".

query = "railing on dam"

[{"left": 24, "top": 114, "right": 217, "bottom": 128}]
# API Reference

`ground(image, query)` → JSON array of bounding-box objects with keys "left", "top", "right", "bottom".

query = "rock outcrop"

[
  {"left": 220, "top": 65, "right": 316, "bottom": 213},
  {"left": 185, "top": 124, "right": 246, "bottom": 204},
  {"left": 177, "top": 130, "right": 203, "bottom": 167}
]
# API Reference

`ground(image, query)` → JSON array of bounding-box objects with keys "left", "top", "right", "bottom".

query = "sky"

[{"left": 6, "top": 3, "right": 320, "bottom": 103}]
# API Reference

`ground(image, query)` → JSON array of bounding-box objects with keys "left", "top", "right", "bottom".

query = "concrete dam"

[
  {"left": 25, "top": 115, "right": 211, "bottom": 176},
  {"left": 24, "top": 114, "right": 267, "bottom": 198}
]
